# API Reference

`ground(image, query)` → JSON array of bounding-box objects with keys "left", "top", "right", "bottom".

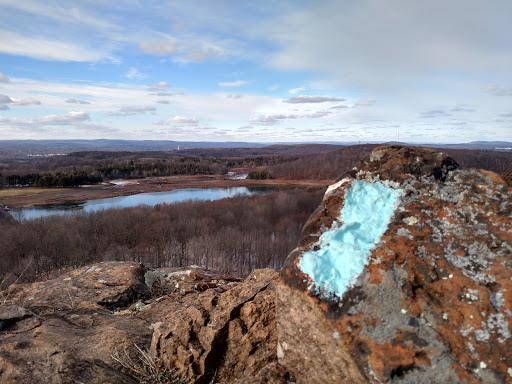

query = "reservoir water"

[{"left": 13, "top": 187, "right": 273, "bottom": 221}]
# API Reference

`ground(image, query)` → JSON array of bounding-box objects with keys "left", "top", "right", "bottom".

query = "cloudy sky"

[{"left": 0, "top": 0, "right": 511, "bottom": 143}]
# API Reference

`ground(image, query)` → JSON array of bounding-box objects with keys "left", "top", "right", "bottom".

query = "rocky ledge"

[
  {"left": 0, "top": 262, "right": 284, "bottom": 383},
  {"left": 278, "top": 145, "right": 512, "bottom": 383}
]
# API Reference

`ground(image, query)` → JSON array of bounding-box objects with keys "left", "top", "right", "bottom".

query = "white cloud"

[
  {"left": 307, "top": 110, "right": 331, "bottom": 118},
  {"left": 487, "top": 86, "right": 512, "bottom": 96},
  {"left": 445, "top": 120, "right": 467, "bottom": 126},
  {"left": 0, "top": 30, "right": 104, "bottom": 62},
  {"left": 266, "top": 1, "right": 512, "bottom": 87},
  {"left": 150, "top": 92, "right": 176, "bottom": 97},
  {"left": 125, "top": 67, "right": 146, "bottom": 79},
  {"left": 0, "top": 72, "right": 9, "bottom": 82},
  {"left": 107, "top": 105, "right": 156, "bottom": 116},
  {"left": 0, "top": 94, "right": 41, "bottom": 106},
  {"left": 451, "top": 106, "right": 476, "bottom": 112},
  {"left": 0, "top": 111, "right": 90, "bottom": 126},
  {"left": 289, "top": 87, "right": 306, "bottom": 94},
  {"left": 156, "top": 100, "right": 170, "bottom": 104},
  {"left": 283, "top": 95, "right": 345, "bottom": 103},
  {"left": 139, "top": 39, "right": 178, "bottom": 55},
  {"left": 180, "top": 41, "right": 228, "bottom": 63},
  {"left": 184, "top": 50, "right": 207, "bottom": 62},
  {"left": 66, "top": 98, "right": 91, "bottom": 104},
  {"left": 120, "top": 106, "right": 156, "bottom": 113},
  {"left": 355, "top": 99, "right": 376, "bottom": 106},
  {"left": 219, "top": 80, "right": 248, "bottom": 87},
  {"left": 150, "top": 81, "right": 172, "bottom": 87},
  {"left": 420, "top": 109, "right": 451, "bottom": 118},
  {"left": 9, "top": 98, "right": 41, "bottom": 106},
  {"left": 249, "top": 113, "right": 298, "bottom": 125},
  {"left": 0, "top": 94, "right": 12, "bottom": 104},
  {"left": 153, "top": 116, "right": 198, "bottom": 125},
  {"left": 0, "top": 0, "right": 119, "bottom": 35}
]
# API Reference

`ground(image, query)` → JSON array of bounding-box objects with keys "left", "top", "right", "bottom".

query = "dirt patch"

[{"left": 0, "top": 176, "right": 332, "bottom": 208}]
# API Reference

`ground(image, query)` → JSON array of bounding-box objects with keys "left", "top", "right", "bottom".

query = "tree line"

[
  {"left": 0, "top": 189, "right": 324, "bottom": 288},
  {"left": 96, "top": 157, "right": 228, "bottom": 179},
  {"left": 2, "top": 170, "right": 103, "bottom": 188}
]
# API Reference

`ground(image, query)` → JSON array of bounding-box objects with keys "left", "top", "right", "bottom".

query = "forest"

[
  {"left": 0, "top": 151, "right": 297, "bottom": 187},
  {"left": 0, "top": 189, "right": 324, "bottom": 288}
]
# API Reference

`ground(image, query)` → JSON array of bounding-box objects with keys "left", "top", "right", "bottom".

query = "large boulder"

[{"left": 277, "top": 145, "right": 512, "bottom": 383}]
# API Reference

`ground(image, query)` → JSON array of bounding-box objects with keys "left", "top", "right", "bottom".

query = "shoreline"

[{"left": 0, "top": 175, "right": 333, "bottom": 208}]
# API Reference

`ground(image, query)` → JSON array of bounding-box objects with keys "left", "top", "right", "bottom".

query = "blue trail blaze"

[{"left": 298, "top": 180, "right": 402, "bottom": 299}]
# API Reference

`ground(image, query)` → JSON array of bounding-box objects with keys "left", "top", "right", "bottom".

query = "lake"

[{"left": 13, "top": 187, "right": 274, "bottom": 220}]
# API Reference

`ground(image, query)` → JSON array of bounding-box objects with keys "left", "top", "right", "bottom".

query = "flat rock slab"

[
  {"left": 278, "top": 145, "right": 512, "bottom": 383},
  {"left": 1, "top": 262, "right": 285, "bottom": 383}
]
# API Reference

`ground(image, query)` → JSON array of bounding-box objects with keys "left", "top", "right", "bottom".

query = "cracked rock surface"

[
  {"left": 148, "top": 268, "right": 284, "bottom": 384},
  {"left": 0, "top": 262, "right": 284, "bottom": 383},
  {"left": 278, "top": 145, "right": 512, "bottom": 383}
]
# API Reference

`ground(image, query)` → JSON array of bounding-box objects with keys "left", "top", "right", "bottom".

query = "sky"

[{"left": 0, "top": 0, "right": 511, "bottom": 143}]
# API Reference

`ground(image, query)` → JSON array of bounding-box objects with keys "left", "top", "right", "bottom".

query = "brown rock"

[
  {"left": 1, "top": 263, "right": 284, "bottom": 383},
  {"left": 0, "top": 262, "right": 152, "bottom": 384},
  {"left": 278, "top": 145, "right": 512, "bottom": 383},
  {"left": 149, "top": 268, "right": 281, "bottom": 383}
]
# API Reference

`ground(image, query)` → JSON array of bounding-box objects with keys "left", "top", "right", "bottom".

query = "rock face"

[
  {"left": 278, "top": 145, "right": 512, "bottom": 383},
  {"left": 0, "top": 262, "right": 283, "bottom": 383},
  {"left": 147, "top": 268, "right": 285, "bottom": 384}
]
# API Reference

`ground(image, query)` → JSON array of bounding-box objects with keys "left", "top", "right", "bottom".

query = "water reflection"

[{"left": 14, "top": 187, "right": 273, "bottom": 220}]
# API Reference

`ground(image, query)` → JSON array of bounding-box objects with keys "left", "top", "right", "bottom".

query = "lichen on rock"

[{"left": 278, "top": 145, "right": 512, "bottom": 383}]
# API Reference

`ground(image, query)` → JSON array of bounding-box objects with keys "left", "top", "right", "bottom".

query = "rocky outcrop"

[
  {"left": 147, "top": 268, "right": 284, "bottom": 384},
  {"left": 0, "top": 262, "right": 283, "bottom": 383},
  {"left": 278, "top": 145, "right": 512, "bottom": 383},
  {"left": 0, "top": 262, "right": 150, "bottom": 384}
]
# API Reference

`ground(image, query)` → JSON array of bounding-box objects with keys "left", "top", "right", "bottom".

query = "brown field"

[
  {"left": 0, "top": 187, "right": 69, "bottom": 198},
  {"left": 0, "top": 175, "right": 333, "bottom": 208}
]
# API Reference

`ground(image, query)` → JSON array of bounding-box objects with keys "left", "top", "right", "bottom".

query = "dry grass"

[
  {"left": 111, "top": 343, "right": 183, "bottom": 384},
  {"left": 0, "top": 187, "right": 62, "bottom": 198}
]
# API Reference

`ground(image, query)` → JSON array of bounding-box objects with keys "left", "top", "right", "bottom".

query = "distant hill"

[
  {"left": 0, "top": 140, "right": 268, "bottom": 158},
  {"left": 0, "top": 139, "right": 510, "bottom": 159},
  {"left": 172, "top": 144, "right": 344, "bottom": 158}
]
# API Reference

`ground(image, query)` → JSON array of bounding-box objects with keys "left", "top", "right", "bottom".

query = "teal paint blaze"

[{"left": 298, "top": 180, "right": 402, "bottom": 299}]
